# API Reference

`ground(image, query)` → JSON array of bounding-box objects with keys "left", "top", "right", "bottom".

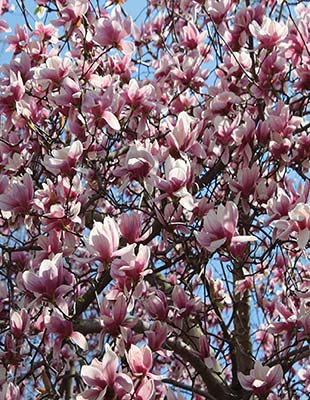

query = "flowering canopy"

[{"left": 0, "top": 0, "right": 310, "bottom": 399}]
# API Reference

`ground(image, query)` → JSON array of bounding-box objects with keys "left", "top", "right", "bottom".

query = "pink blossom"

[
  {"left": 82, "top": 87, "right": 121, "bottom": 130},
  {"left": 34, "top": 56, "right": 72, "bottom": 88},
  {"left": 172, "top": 286, "right": 200, "bottom": 317},
  {"left": 78, "top": 344, "right": 133, "bottom": 400},
  {"left": 268, "top": 300, "right": 302, "bottom": 345},
  {"left": 180, "top": 21, "right": 207, "bottom": 49},
  {"left": 52, "top": 0, "right": 89, "bottom": 29},
  {"left": 145, "top": 290, "right": 169, "bottom": 321},
  {"left": 119, "top": 212, "right": 148, "bottom": 244},
  {"left": 127, "top": 344, "right": 158, "bottom": 380},
  {"left": 156, "top": 155, "right": 192, "bottom": 197},
  {"left": 32, "top": 22, "right": 58, "bottom": 44},
  {"left": 111, "top": 244, "right": 151, "bottom": 284},
  {"left": 209, "top": 91, "right": 240, "bottom": 114},
  {"left": 45, "top": 313, "right": 87, "bottom": 352},
  {"left": 234, "top": 276, "right": 253, "bottom": 298},
  {"left": 238, "top": 361, "right": 283, "bottom": 396},
  {"left": 6, "top": 24, "right": 28, "bottom": 53},
  {"left": 298, "top": 368, "right": 310, "bottom": 392},
  {"left": 50, "top": 76, "right": 81, "bottom": 108},
  {"left": 0, "top": 70, "right": 25, "bottom": 115},
  {"left": 166, "top": 112, "right": 205, "bottom": 158},
  {"left": 206, "top": 0, "right": 234, "bottom": 24},
  {"left": 196, "top": 201, "right": 256, "bottom": 252},
  {"left": 288, "top": 203, "right": 310, "bottom": 248},
  {"left": 88, "top": 217, "right": 120, "bottom": 263},
  {"left": 0, "top": 19, "right": 9, "bottom": 33},
  {"left": 0, "top": 382, "right": 21, "bottom": 400},
  {"left": 10, "top": 308, "right": 29, "bottom": 338},
  {"left": 93, "top": 12, "right": 134, "bottom": 54},
  {"left": 230, "top": 165, "right": 260, "bottom": 198},
  {"left": 100, "top": 295, "right": 128, "bottom": 335},
  {"left": 43, "top": 140, "right": 83, "bottom": 175},
  {"left": 146, "top": 321, "right": 167, "bottom": 352},
  {"left": 22, "top": 253, "right": 70, "bottom": 299},
  {"left": 134, "top": 378, "right": 155, "bottom": 400},
  {"left": 0, "top": 174, "right": 33, "bottom": 214},
  {"left": 249, "top": 16, "right": 288, "bottom": 49},
  {"left": 42, "top": 202, "right": 81, "bottom": 232},
  {"left": 114, "top": 141, "right": 157, "bottom": 181},
  {"left": 266, "top": 188, "right": 293, "bottom": 225},
  {"left": 124, "top": 79, "right": 154, "bottom": 110}
]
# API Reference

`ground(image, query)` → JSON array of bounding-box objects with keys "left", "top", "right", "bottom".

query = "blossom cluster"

[{"left": 0, "top": 0, "right": 310, "bottom": 399}]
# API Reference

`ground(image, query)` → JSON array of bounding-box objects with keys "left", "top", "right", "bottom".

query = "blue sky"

[{"left": 0, "top": 0, "right": 147, "bottom": 60}]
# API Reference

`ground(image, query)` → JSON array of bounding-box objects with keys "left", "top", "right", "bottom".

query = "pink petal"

[
  {"left": 102, "top": 111, "right": 121, "bottom": 130},
  {"left": 77, "top": 388, "right": 105, "bottom": 400},
  {"left": 71, "top": 331, "right": 88, "bottom": 350},
  {"left": 115, "top": 373, "right": 133, "bottom": 393},
  {"left": 238, "top": 372, "right": 254, "bottom": 391},
  {"left": 266, "top": 364, "right": 283, "bottom": 387},
  {"left": 136, "top": 378, "right": 155, "bottom": 400},
  {"left": 81, "top": 365, "right": 107, "bottom": 388},
  {"left": 22, "top": 271, "right": 44, "bottom": 294}
]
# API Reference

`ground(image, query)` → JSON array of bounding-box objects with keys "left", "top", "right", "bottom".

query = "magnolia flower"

[
  {"left": 111, "top": 244, "right": 151, "bottom": 284},
  {"left": 45, "top": 313, "right": 87, "bottom": 354},
  {"left": 22, "top": 253, "right": 70, "bottom": 299},
  {"left": 82, "top": 88, "right": 121, "bottom": 130},
  {"left": 43, "top": 140, "right": 83, "bottom": 175},
  {"left": 126, "top": 344, "right": 159, "bottom": 382},
  {"left": 119, "top": 212, "right": 144, "bottom": 244},
  {"left": 288, "top": 203, "right": 310, "bottom": 248},
  {"left": 114, "top": 141, "right": 157, "bottom": 181},
  {"left": 10, "top": 308, "right": 29, "bottom": 338},
  {"left": 127, "top": 344, "right": 153, "bottom": 376},
  {"left": 78, "top": 344, "right": 133, "bottom": 400},
  {"left": 94, "top": 16, "right": 134, "bottom": 54},
  {"left": 172, "top": 286, "right": 200, "bottom": 317},
  {"left": 196, "top": 201, "right": 256, "bottom": 252},
  {"left": 249, "top": 16, "right": 288, "bottom": 49},
  {"left": 238, "top": 361, "right": 283, "bottom": 396},
  {"left": 146, "top": 321, "right": 167, "bottom": 352},
  {"left": 134, "top": 378, "right": 155, "bottom": 400},
  {"left": 180, "top": 21, "right": 207, "bottom": 50},
  {"left": 0, "top": 382, "right": 21, "bottom": 400},
  {"left": 156, "top": 155, "right": 191, "bottom": 197},
  {"left": 167, "top": 112, "right": 206, "bottom": 158},
  {"left": 145, "top": 290, "right": 168, "bottom": 321},
  {"left": 0, "top": 174, "right": 33, "bottom": 214},
  {"left": 88, "top": 217, "right": 120, "bottom": 262},
  {"left": 100, "top": 295, "right": 128, "bottom": 335}
]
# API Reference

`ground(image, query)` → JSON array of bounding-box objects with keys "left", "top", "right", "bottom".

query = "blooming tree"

[{"left": 0, "top": 0, "right": 310, "bottom": 399}]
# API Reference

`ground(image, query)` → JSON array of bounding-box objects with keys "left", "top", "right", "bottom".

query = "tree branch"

[{"left": 166, "top": 337, "right": 238, "bottom": 400}]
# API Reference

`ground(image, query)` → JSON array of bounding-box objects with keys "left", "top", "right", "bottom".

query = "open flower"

[
  {"left": 249, "top": 16, "right": 288, "bottom": 49},
  {"left": 238, "top": 361, "right": 283, "bottom": 396},
  {"left": 88, "top": 217, "right": 120, "bottom": 263},
  {"left": 78, "top": 344, "right": 133, "bottom": 400},
  {"left": 288, "top": 203, "right": 310, "bottom": 248},
  {"left": 43, "top": 140, "right": 83, "bottom": 176},
  {"left": 0, "top": 174, "right": 33, "bottom": 214},
  {"left": 111, "top": 244, "right": 151, "bottom": 285},
  {"left": 22, "top": 253, "right": 70, "bottom": 300},
  {"left": 45, "top": 313, "right": 87, "bottom": 359},
  {"left": 196, "top": 201, "right": 256, "bottom": 252}
]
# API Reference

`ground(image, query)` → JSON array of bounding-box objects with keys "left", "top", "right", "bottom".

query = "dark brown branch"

[
  {"left": 267, "top": 345, "right": 310, "bottom": 371},
  {"left": 166, "top": 338, "right": 238, "bottom": 400},
  {"left": 232, "top": 263, "right": 253, "bottom": 377},
  {"left": 162, "top": 378, "right": 214, "bottom": 399},
  {"left": 74, "top": 271, "right": 111, "bottom": 317}
]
